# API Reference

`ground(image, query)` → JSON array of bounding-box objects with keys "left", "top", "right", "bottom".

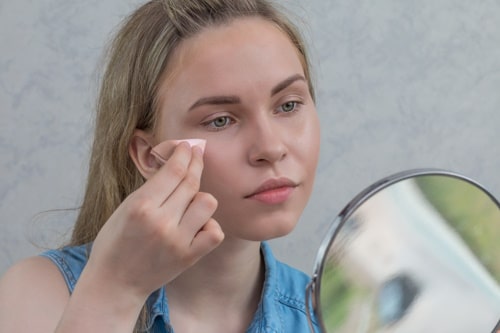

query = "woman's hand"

[
  {"left": 85, "top": 141, "right": 224, "bottom": 300},
  {"left": 0, "top": 142, "right": 223, "bottom": 333},
  {"left": 51, "top": 142, "right": 224, "bottom": 332}
]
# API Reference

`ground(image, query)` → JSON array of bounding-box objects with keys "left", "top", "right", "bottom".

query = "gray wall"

[{"left": 1, "top": 0, "right": 499, "bottom": 276}]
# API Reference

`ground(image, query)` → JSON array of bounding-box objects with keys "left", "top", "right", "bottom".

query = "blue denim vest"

[{"left": 41, "top": 242, "right": 320, "bottom": 333}]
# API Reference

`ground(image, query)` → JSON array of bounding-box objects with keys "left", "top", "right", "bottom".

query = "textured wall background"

[{"left": 1, "top": 0, "right": 499, "bottom": 276}]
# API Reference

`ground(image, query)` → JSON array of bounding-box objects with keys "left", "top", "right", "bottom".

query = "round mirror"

[{"left": 307, "top": 169, "right": 500, "bottom": 332}]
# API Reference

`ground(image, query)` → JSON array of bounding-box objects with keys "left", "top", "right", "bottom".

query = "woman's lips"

[{"left": 245, "top": 178, "right": 297, "bottom": 204}]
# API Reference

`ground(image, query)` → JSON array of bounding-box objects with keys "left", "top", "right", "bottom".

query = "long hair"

[
  {"left": 70, "top": 0, "right": 314, "bottom": 330},
  {"left": 72, "top": 0, "right": 314, "bottom": 246}
]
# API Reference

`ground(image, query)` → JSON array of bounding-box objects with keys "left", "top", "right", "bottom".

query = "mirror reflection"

[{"left": 314, "top": 172, "right": 500, "bottom": 332}]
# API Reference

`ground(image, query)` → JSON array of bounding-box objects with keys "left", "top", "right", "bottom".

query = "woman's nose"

[{"left": 247, "top": 118, "right": 287, "bottom": 166}]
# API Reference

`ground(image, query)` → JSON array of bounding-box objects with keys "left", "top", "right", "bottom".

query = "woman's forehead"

[{"left": 157, "top": 17, "right": 306, "bottom": 103}]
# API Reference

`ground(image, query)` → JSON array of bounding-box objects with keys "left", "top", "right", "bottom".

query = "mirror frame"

[{"left": 306, "top": 168, "right": 500, "bottom": 333}]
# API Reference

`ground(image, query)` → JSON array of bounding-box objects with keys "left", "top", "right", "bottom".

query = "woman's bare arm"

[
  {"left": 0, "top": 255, "right": 146, "bottom": 333},
  {"left": 0, "top": 256, "right": 69, "bottom": 332},
  {"left": 0, "top": 144, "right": 223, "bottom": 333}
]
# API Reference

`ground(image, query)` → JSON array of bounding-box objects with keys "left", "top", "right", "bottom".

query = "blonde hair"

[
  {"left": 71, "top": 0, "right": 314, "bottom": 247},
  {"left": 71, "top": 0, "right": 314, "bottom": 329}
]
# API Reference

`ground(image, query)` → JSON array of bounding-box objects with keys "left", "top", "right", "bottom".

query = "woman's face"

[{"left": 155, "top": 17, "right": 320, "bottom": 241}]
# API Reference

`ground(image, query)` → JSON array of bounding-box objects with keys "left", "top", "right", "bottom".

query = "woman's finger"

[
  {"left": 175, "top": 192, "right": 218, "bottom": 239},
  {"left": 158, "top": 146, "right": 205, "bottom": 222},
  {"left": 150, "top": 140, "right": 180, "bottom": 165},
  {"left": 139, "top": 141, "right": 193, "bottom": 207},
  {"left": 189, "top": 218, "right": 224, "bottom": 257}
]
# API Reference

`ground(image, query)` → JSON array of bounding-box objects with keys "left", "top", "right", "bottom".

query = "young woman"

[{"left": 0, "top": 0, "right": 321, "bottom": 332}]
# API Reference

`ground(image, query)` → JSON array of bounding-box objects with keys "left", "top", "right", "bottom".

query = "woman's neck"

[{"left": 165, "top": 239, "right": 265, "bottom": 332}]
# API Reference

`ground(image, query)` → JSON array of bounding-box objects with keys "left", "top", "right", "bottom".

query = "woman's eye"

[
  {"left": 279, "top": 101, "right": 298, "bottom": 113},
  {"left": 205, "top": 116, "right": 232, "bottom": 130}
]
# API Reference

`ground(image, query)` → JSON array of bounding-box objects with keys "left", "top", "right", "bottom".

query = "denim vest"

[{"left": 41, "top": 242, "right": 320, "bottom": 333}]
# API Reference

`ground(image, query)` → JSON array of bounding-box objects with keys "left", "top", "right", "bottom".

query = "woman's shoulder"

[
  {"left": 0, "top": 255, "right": 70, "bottom": 331},
  {"left": 0, "top": 254, "right": 72, "bottom": 298}
]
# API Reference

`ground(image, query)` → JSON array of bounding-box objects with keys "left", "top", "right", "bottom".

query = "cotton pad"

[
  {"left": 151, "top": 139, "right": 206, "bottom": 164},
  {"left": 174, "top": 139, "right": 206, "bottom": 152}
]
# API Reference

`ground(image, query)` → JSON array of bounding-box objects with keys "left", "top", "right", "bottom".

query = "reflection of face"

[{"left": 155, "top": 17, "right": 320, "bottom": 241}]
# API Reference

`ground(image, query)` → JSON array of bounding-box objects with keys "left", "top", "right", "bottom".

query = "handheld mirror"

[{"left": 306, "top": 169, "right": 500, "bottom": 332}]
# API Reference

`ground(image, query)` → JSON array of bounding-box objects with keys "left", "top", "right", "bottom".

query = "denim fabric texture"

[{"left": 41, "top": 242, "right": 320, "bottom": 333}]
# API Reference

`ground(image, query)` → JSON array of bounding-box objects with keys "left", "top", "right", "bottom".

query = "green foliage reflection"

[
  {"left": 320, "top": 260, "right": 357, "bottom": 330},
  {"left": 415, "top": 176, "right": 500, "bottom": 280}
]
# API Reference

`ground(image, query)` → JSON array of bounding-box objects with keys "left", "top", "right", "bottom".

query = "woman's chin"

[{"left": 233, "top": 219, "right": 299, "bottom": 242}]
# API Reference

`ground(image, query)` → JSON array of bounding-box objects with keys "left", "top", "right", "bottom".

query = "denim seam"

[{"left": 40, "top": 252, "right": 77, "bottom": 291}]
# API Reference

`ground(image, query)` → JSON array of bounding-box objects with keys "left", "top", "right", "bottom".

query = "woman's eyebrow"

[
  {"left": 189, "top": 95, "right": 241, "bottom": 111},
  {"left": 188, "top": 74, "right": 306, "bottom": 111},
  {"left": 270, "top": 74, "right": 306, "bottom": 96}
]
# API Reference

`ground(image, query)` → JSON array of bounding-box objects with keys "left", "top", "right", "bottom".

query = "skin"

[
  {"left": 150, "top": 17, "right": 319, "bottom": 242},
  {"left": 0, "top": 17, "right": 320, "bottom": 333}
]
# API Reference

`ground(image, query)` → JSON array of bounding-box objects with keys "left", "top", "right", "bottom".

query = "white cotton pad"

[
  {"left": 173, "top": 139, "right": 206, "bottom": 152},
  {"left": 151, "top": 138, "right": 206, "bottom": 164}
]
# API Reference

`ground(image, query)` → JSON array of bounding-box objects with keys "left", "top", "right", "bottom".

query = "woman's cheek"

[{"left": 199, "top": 140, "right": 238, "bottom": 193}]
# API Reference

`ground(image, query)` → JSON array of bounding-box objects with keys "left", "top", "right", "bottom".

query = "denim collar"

[
  {"left": 145, "top": 242, "right": 283, "bottom": 332},
  {"left": 246, "top": 242, "right": 282, "bottom": 332}
]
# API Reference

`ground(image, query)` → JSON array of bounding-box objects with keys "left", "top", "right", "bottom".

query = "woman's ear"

[{"left": 129, "top": 130, "right": 161, "bottom": 180}]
